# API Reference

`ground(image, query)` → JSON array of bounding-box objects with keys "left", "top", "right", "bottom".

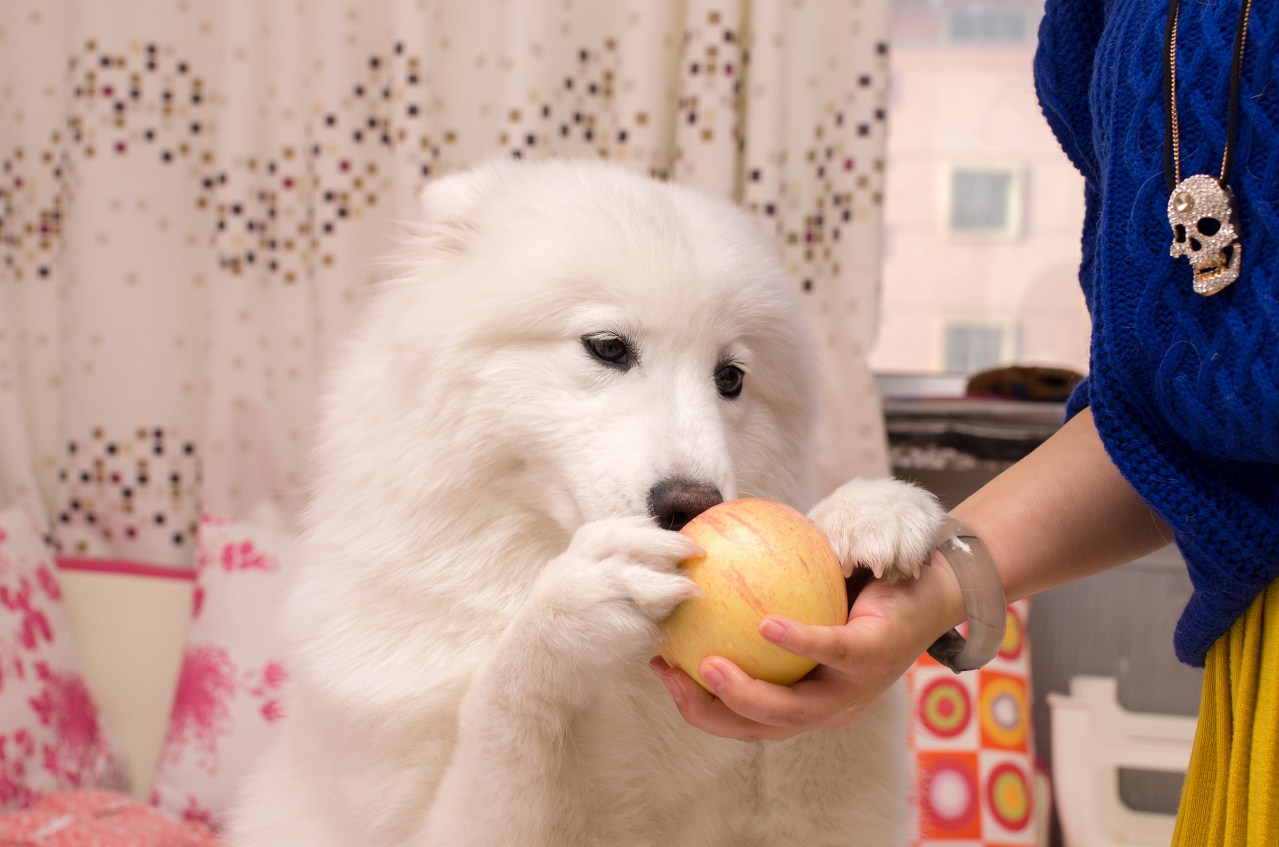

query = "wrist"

[
  {"left": 924, "top": 547, "right": 969, "bottom": 634},
  {"left": 884, "top": 543, "right": 967, "bottom": 649},
  {"left": 926, "top": 514, "right": 1007, "bottom": 673}
]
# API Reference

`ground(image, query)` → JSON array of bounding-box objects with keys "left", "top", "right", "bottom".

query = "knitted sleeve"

[{"left": 1033, "top": 0, "right": 1105, "bottom": 184}]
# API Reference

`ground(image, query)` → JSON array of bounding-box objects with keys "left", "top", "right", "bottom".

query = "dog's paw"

[
  {"left": 808, "top": 478, "right": 944, "bottom": 583},
  {"left": 535, "top": 516, "right": 702, "bottom": 656}
]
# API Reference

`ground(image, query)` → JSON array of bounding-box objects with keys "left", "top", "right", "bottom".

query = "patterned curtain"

[{"left": 0, "top": 0, "right": 892, "bottom": 566}]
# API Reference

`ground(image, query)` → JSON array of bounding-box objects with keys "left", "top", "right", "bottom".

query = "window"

[
  {"left": 948, "top": 9, "right": 1030, "bottom": 44},
  {"left": 944, "top": 323, "right": 1011, "bottom": 374},
  {"left": 947, "top": 166, "right": 1021, "bottom": 235}
]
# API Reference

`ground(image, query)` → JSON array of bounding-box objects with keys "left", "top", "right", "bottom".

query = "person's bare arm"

[
  {"left": 651, "top": 406, "right": 1173, "bottom": 740},
  {"left": 954, "top": 406, "right": 1173, "bottom": 601}
]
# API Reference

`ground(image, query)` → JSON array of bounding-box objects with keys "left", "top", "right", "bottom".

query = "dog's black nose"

[{"left": 648, "top": 478, "right": 723, "bottom": 532}]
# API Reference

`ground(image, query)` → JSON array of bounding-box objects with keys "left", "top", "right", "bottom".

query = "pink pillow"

[
  {"left": 149, "top": 513, "right": 295, "bottom": 831},
  {"left": 907, "top": 599, "right": 1041, "bottom": 846},
  {"left": 0, "top": 789, "right": 221, "bottom": 846},
  {"left": 0, "top": 505, "right": 124, "bottom": 810}
]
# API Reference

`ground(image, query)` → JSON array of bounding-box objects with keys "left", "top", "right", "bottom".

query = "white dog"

[{"left": 228, "top": 158, "right": 943, "bottom": 847}]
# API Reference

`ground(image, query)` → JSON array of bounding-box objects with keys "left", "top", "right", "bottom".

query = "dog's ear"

[{"left": 417, "top": 160, "right": 516, "bottom": 254}]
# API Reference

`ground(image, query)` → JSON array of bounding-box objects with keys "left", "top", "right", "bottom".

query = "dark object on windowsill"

[{"left": 965, "top": 365, "right": 1084, "bottom": 403}]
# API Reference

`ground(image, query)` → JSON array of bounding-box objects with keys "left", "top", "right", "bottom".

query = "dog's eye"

[
  {"left": 583, "top": 334, "right": 632, "bottom": 367},
  {"left": 715, "top": 364, "right": 744, "bottom": 398}
]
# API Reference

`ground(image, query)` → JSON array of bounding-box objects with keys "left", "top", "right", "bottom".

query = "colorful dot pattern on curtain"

[
  {"left": 0, "top": 0, "right": 892, "bottom": 566},
  {"left": 906, "top": 599, "right": 1040, "bottom": 847}
]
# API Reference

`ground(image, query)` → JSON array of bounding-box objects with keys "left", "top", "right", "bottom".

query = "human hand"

[{"left": 649, "top": 555, "right": 963, "bottom": 741}]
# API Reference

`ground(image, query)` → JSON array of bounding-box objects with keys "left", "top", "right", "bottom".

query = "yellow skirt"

[{"left": 1172, "top": 579, "right": 1279, "bottom": 847}]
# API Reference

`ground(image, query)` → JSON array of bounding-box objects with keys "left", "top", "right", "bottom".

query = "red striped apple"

[{"left": 657, "top": 497, "right": 848, "bottom": 691}]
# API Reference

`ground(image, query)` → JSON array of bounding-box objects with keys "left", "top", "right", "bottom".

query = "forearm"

[{"left": 950, "top": 406, "right": 1173, "bottom": 604}]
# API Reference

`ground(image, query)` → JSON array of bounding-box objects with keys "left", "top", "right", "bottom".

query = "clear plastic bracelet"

[{"left": 926, "top": 514, "right": 1007, "bottom": 673}]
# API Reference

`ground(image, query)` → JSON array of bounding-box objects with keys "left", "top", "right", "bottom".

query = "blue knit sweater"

[{"left": 1034, "top": 0, "right": 1279, "bottom": 667}]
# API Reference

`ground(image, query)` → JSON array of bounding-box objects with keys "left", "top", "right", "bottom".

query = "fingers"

[
  {"left": 647, "top": 655, "right": 858, "bottom": 741},
  {"left": 756, "top": 615, "right": 857, "bottom": 672},
  {"left": 647, "top": 612, "right": 905, "bottom": 740},
  {"left": 697, "top": 657, "right": 838, "bottom": 731},
  {"left": 649, "top": 657, "right": 801, "bottom": 740}
]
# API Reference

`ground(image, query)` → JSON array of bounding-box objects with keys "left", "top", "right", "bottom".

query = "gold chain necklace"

[{"left": 1165, "top": 0, "right": 1254, "bottom": 296}]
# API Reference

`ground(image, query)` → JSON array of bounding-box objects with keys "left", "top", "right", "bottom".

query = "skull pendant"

[{"left": 1168, "top": 174, "right": 1243, "bottom": 296}]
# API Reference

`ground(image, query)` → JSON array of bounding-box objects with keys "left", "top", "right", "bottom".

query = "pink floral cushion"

[
  {"left": 0, "top": 789, "right": 221, "bottom": 845},
  {"left": 906, "top": 599, "right": 1042, "bottom": 846},
  {"left": 0, "top": 505, "right": 123, "bottom": 810},
  {"left": 149, "top": 513, "right": 294, "bottom": 831}
]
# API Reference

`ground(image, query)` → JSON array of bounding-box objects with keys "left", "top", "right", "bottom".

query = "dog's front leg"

[{"left": 417, "top": 516, "right": 699, "bottom": 847}]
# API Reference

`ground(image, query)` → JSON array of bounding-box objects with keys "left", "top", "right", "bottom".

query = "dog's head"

[{"left": 315, "top": 159, "right": 817, "bottom": 545}]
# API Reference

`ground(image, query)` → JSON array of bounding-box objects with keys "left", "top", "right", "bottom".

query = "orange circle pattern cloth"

[{"left": 906, "top": 600, "right": 1039, "bottom": 846}]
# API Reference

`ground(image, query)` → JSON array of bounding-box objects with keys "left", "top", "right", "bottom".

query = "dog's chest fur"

[{"left": 563, "top": 675, "right": 763, "bottom": 844}]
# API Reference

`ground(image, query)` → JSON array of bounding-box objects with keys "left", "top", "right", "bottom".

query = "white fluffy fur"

[{"left": 228, "top": 159, "right": 943, "bottom": 847}]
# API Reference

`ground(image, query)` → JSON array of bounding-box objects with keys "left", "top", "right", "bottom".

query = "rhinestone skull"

[{"left": 1167, "top": 174, "right": 1243, "bottom": 296}]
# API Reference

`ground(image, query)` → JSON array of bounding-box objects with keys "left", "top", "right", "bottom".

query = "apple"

[{"left": 657, "top": 497, "right": 848, "bottom": 691}]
